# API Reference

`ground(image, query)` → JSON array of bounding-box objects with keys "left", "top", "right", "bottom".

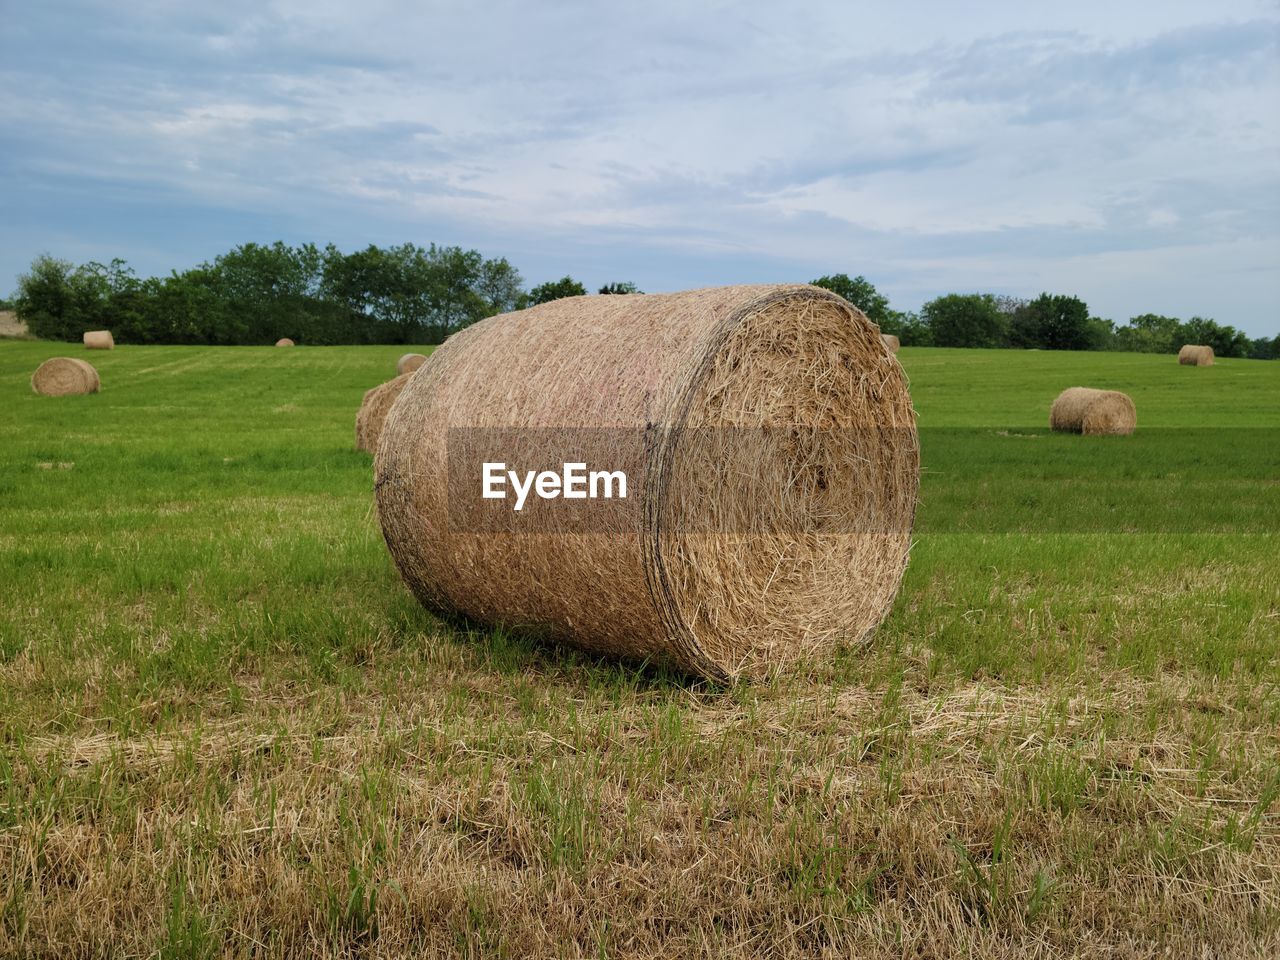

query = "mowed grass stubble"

[{"left": 0, "top": 340, "right": 1277, "bottom": 958}]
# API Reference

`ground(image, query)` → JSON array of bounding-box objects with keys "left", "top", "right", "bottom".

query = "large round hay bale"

[
  {"left": 355, "top": 374, "right": 412, "bottom": 453},
  {"left": 275, "top": 338, "right": 295, "bottom": 347},
  {"left": 375, "top": 284, "right": 919, "bottom": 680},
  {"left": 1049, "top": 387, "right": 1136, "bottom": 436},
  {"left": 83, "top": 330, "right": 114, "bottom": 350},
  {"left": 397, "top": 353, "right": 428, "bottom": 375},
  {"left": 1178, "top": 344, "right": 1214, "bottom": 366},
  {"left": 31, "top": 357, "right": 100, "bottom": 396},
  {"left": 881, "top": 333, "right": 900, "bottom": 353}
]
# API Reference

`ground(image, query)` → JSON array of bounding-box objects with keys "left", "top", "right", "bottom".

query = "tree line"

[
  {"left": 9, "top": 246, "right": 1275, "bottom": 357},
  {"left": 812, "top": 274, "right": 1277, "bottom": 360}
]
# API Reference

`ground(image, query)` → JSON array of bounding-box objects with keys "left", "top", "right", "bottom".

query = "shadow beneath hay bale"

[{"left": 427, "top": 607, "right": 719, "bottom": 692}]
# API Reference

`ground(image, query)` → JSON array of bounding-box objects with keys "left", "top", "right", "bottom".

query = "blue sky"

[{"left": 2, "top": 1, "right": 1277, "bottom": 334}]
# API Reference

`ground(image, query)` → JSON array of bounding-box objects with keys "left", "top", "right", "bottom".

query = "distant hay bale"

[
  {"left": 397, "top": 353, "right": 428, "bottom": 375},
  {"left": 375, "top": 284, "right": 919, "bottom": 681},
  {"left": 1049, "top": 387, "right": 1136, "bottom": 436},
  {"left": 31, "top": 357, "right": 100, "bottom": 396},
  {"left": 83, "top": 330, "right": 114, "bottom": 350},
  {"left": 1178, "top": 344, "right": 1214, "bottom": 366},
  {"left": 275, "top": 338, "right": 295, "bottom": 347},
  {"left": 355, "top": 374, "right": 412, "bottom": 453},
  {"left": 881, "top": 333, "right": 900, "bottom": 353}
]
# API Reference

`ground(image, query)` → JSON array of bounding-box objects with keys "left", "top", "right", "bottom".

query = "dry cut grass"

[
  {"left": 0, "top": 311, "right": 28, "bottom": 338},
  {"left": 3, "top": 639, "right": 1278, "bottom": 959}
]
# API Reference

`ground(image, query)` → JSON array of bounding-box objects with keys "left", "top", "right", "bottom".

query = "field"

[{"left": 1, "top": 341, "right": 1277, "bottom": 958}]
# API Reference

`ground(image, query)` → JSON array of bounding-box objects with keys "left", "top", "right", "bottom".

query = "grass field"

[{"left": 1, "top": 341, "right": 1277, "bottom": 958}]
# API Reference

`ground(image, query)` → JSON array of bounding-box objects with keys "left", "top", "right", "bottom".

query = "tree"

[
  {"left": 811, "top": 274, "right": 891, "bottom": 328},
  {"left": 1085, "top": 316, "right": 1116, "bottom": 351},
  {"left": 1248, "top": 335, "right": 1278, "bottom": 360},
  {"left": 598, "top": 281, "right": 641, "bottom": 295},
  {"left": 1113, "top": 313, "right": 1182, "bottom": 354},
  {"left": 14, "top": 254, "right": 75, "bottom": 339},
  {"left": 475, "top": 257, "right": 525, "bottom": 315},
  {"left": 530, "top": 276, "right": 587, "bottom": 305},
  {"left": 895, "top": 311, "right": 932, "bottom": 346},
  {"left": 920, "top": 293, "right": 1007, "bottom": 348},
  {"left": 1016, "top": 294, "right": 1093, "bottom": 350},
  {"left": 210, "top": 242, "right": 325, "bottom": 343}
]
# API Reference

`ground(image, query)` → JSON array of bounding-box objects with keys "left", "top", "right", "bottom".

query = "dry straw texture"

[
  {"left": 83, "top": 330, "right": 114, "bottom": 350},
  {"left": 1179, "top": 344, "right": 1215, "bottom": 366},
  {"left": 375, "top": 284, "right": 919, "bottom": 680},
  {"left": 1049, "top": 387, "right": 1136, "bottom": 436},
  {"left": 881, "top": 333, "right": 900, "bottom": 353},
  {"left": 31, "top": 357, "right": 100, "bottom": 396},
  {"left": 397, "top": 352, "right": 428, "bottom": 375},
  {"left": 275, "top": 338, "right": 295, "bottom": 347},
  {"left": 355, "top": 374, "right": 412, "bottom": 453}
]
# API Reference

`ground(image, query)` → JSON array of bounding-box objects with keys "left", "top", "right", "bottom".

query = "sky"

[{"left": 1, "top": 1, "right": 1277, "bottom": 335}]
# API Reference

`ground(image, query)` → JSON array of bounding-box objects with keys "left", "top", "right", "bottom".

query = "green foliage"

[
  {"left": 921, "top": 293, "right": 1007, "bottom": 348},
  {"left": 1248, "top": 335, "right": 1279, "bottom": 360},
  {"left": 17, "top": 246, "right": 1273, "bottom": 356},
  {"left": 811, "top": 274, "right": 891, "bottom": 328},
  {"left": 894, "top": 311, "right": 933, "bottom": 346},
  {"left": 1015, "top": 294, "right": 1094, "bottom": 351},
  {"left": 14, "top": 254, "right": 75, "bottom": 339},
  {"left": 1113, "top": 313, "right": 1181, "bottom": 354},
  {"left": 529, "top": 276, "right": 587, "bottom": 305},
  {"left": 598, "top": 281, "right": 642, "bottom": 295},
  {"left": 14, "top": 243, "right": 523, "bottom": 346},
  {"left": 1109, "top": 313, "right": 1260, "bottom": 359}
]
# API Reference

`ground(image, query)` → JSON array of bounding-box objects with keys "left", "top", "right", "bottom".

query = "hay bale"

[
  {"left": 31, "top": 357, "right": 100, "bottom": 396},
  {"left": 1178, "top": 344, "right": 1214, "bottom": 366},
  {"left": 397, "top": 353, "right": 428, "bottom": 375},
  {"left": 1049, "top": 387, "right": 1136, "bottom": 436},
  {"left": 355, "top": 374, "right": 412, "bottom": 453},
  {"left": 83, "top": 330, "right": 114, "bottom": 350},
  {"left": 881, "top": 333, "right": 900, "bottom": 353},
  {"left": 275, "top": 338, "right": 295, "bottom": 347},
  {"left": 375, "top": 284, "right": 919, "bottom": 680}
]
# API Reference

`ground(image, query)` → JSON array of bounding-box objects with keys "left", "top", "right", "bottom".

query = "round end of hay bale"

[
  {"left": 355, "top": 374, "right": 412, "bottom": 453},
  {"left": 1049, "top": 387, "right": 1135, "bottom": 436},
  {"left": 83, "top": 330, "right": 114, "bottom": 350},
  {"left": 31, "top": 357, "right": 100, "bottom": 396},
  {"left": 881, "top": 333, "right": 900, "bottom": 353},
  {"left": 397, "top": 353, "right": 428, "bottom": 375},
  {"left": 375, "top": 284, "right": 919, "bottom": 680},
  {"left": 275, "top": 338, "right": 295, "bottom": 347}
]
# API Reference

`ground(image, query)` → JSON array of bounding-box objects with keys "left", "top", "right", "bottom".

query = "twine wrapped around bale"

[
  {"left": 83, "top": 330, "right": 114, "bottom": 350},
  {"left": 881, "top": 333, "right": 900, "bottom": 353},
  {"left": 355, "top": 374, "right": 412, "bottom": 453},
  {"left": 1049, "top": 387, "right": 1136, "bottom": 436},
  {"left": 275, "top": 338, "right": 295, "bottom": 347},
  {"left": 31, "top": 357, "right": 100, "bottom": 396},
  {"left": 397, "top": 353, "right": 428, "bottom": 375},
  {"left": 1178, "top": 344, "right": 1214, "bottom": 366},
  {"left": 375, "top": 284, "right": 920, "bottom": 680}
]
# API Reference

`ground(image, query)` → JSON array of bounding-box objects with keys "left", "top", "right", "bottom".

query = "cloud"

[{"left": 1, "top": 0, "right": 1276, "bottom": 333}]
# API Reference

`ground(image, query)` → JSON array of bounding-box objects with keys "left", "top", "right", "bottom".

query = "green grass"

[{"left": 1, "top": 341, "right": 1277, "bottom": 957}]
